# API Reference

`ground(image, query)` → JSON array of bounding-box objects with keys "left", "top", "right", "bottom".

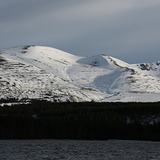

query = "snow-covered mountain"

[{"left": 0, "top": 45, "right": 160, "bottom": 102}]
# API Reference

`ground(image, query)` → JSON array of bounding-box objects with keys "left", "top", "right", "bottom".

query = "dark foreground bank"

[{"left": 0, "top": 101, "right": 160, "bottom": 140}]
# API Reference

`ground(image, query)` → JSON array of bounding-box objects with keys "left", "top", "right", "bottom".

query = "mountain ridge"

[{"left": 0, "top": 45, "right": 160, "bottom": 103}]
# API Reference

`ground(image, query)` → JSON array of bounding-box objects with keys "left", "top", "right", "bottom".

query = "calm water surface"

[{"left": 0, "top": 140, "right": 160, "bottom": 160}]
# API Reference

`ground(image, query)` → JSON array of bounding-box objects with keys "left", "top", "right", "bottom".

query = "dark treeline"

[{"left": 0, "top": 101, "right": 160, "bottom": 140}]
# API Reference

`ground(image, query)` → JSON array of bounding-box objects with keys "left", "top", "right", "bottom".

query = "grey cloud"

[{"left": 0, "top": 0, "right": 160, "bottom": 63}]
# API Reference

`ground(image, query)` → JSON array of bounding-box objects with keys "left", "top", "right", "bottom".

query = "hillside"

[{"left": 0, "top": 45, "right": 160, "bottom": 103}]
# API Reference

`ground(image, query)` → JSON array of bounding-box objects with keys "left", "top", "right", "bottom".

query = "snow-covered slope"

[{"left": 0, "top": 45, "right": 160, "bottom": 102}]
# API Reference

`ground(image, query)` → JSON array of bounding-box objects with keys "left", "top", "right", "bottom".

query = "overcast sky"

[{"left": 1, "top": 0, "right": 160, "bottom": 64}]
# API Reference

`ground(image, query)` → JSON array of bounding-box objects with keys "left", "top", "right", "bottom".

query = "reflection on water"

[{"left": 0, "top": 140, "right": 160, "bottom": 160}]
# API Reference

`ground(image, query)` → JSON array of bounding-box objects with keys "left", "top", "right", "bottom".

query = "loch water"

[{"left": 0, "top": 139, "right": 160, "bottom": 160}]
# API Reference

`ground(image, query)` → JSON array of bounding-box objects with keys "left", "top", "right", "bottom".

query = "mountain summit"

[{"left": 0, "top": 45, "right": 160, "bottom": 102}]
